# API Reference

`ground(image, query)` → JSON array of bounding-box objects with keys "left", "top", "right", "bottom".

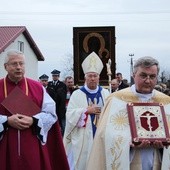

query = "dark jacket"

[
  {"left": 118, "top": 81, "right": 129, "bottom": 90},
  {"left": 47, "top": 80, "right": 67, "bottom": 120}
]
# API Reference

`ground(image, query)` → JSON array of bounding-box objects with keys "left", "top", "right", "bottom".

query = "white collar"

[
  {"left": 84, "top": 84, "right": 99, "bottom": 94},
  {"left": 130, "top": 84, "right": 155, "bottom": 102}
]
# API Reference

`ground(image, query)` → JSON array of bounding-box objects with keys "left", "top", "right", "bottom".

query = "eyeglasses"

[
  {"left": 7, "top": 62, "right": 25, "bottom": 67},
  {"left": 86, "top": 74, "right": 99, "bottom": 78},
  {"left": 139, "top": 73, "right": 157, "bottom": 80}
]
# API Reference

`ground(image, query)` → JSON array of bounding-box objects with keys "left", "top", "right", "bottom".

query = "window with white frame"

[{"left": 18, "top": 41, "right": 24, "bottom": 52}]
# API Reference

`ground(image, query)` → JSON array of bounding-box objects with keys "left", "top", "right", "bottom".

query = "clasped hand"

[
  {"left": 87, "top": 104, "right": 101, "bottom": 115},
  {"left": 7, "top": 113, "right": 33, "bottom": 130}
]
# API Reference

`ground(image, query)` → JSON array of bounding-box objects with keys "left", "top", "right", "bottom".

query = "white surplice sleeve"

[
  {"left": 0, "top": 115, "right": 8, "bottom": 140},
  {"left": 33, "top": 87, "right": 57, "bottom": 144}
]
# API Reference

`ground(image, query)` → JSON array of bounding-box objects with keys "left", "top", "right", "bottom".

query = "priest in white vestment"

[
  {"left": 87, "top": 56, "right": 170, "bottom": 170},
  {"left": 63, "top": 52, "right": 110, "bottom": 170}
]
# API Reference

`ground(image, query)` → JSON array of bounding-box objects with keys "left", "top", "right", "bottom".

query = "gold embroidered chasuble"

[{"left": 86, "top": 87, "right": 170, "bottom": 170}]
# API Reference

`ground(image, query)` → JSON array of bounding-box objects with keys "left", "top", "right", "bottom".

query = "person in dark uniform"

[
  {"left": 47, "top": 69, "right": 67, "bottom": 136},
  {"left": 39, "top": 74, "right": 49, "bottom": 89}
]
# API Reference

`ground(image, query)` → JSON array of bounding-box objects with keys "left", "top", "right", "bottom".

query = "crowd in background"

[{"left": 154, "top": 83, "right": 170, "bottom": 96}]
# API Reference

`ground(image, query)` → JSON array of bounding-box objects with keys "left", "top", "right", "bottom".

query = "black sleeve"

[
  {"left": 0, "top": 121, "right": 8, "bottom": 139},
  {"left": 32, "top": 117, "right": 43, "bottom": 142}
]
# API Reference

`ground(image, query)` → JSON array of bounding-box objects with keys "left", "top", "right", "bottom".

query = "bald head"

[{"left": 111, "top": 79, "right": 119, "bottom": 92}]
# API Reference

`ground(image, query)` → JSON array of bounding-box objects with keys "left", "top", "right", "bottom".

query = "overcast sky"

[{"left": 0, "top": 0, "right": 170, "bottom": 81}]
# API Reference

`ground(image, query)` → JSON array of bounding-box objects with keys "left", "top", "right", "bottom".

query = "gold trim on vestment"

[{"left": 3, "top": 77, "right": 28, "bottom": 97}]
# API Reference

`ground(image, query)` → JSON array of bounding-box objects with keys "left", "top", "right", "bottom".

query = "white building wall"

[{"left": 0, "top": 34, "right": 39, "bottom": 80}]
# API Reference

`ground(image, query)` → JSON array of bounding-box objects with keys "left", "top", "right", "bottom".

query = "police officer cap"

[
  {"left": 39, "top": 74, "right": 49, "bottom": 80},
  {"left": 51, "top": 69, "right": 60, "bottom": 75}
]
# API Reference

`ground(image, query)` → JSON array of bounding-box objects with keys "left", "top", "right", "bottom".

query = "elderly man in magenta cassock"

[
  {"left": 63, "top": 51, "right": 110, "bottom": 170},
  {"left": 87, "top": 56, "right": 170, "bottom": 170},
  {"left": 0, "top": 49, "right": 69, "bottom": 170}
]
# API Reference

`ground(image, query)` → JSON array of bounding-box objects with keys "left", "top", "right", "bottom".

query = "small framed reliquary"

[{"left": 127, "top": 102, "right": 170, "bottom": 145}]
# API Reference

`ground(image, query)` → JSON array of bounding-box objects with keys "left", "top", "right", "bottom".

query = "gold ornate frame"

[{"left": 73, "top": 26, "right": 116, "bottom": 86}]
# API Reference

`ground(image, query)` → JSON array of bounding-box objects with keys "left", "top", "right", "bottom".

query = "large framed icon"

[
  {"left": 73, "top": 26, "right": 116, "bottom": 86},
  {"left": 127, "top": 102, "right": 170, "bottom": 145}
]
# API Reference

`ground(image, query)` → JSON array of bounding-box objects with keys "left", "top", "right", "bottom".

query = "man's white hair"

[{"left": 4, "top": 49, "right": 25, "bottom": 64}]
